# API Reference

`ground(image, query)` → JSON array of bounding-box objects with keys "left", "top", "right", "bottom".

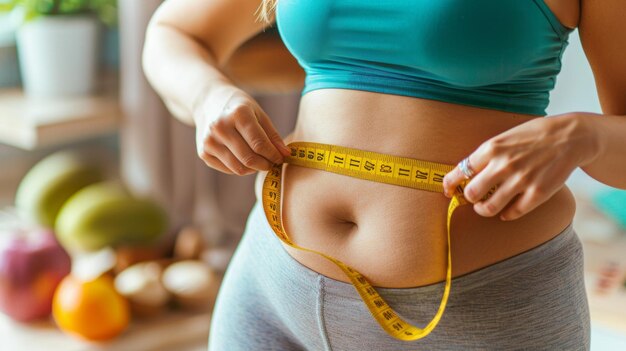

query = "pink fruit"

[{"left": 0, "top": 227, "right": 71, "bottom": 322}]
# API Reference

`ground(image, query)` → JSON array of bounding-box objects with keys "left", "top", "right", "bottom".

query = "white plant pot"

[
  {"left": 17, "top": 15, "right": 99, "bottom": 97},
  {"left": 0, "top": 14, "right": 20, "bottom": 87}
]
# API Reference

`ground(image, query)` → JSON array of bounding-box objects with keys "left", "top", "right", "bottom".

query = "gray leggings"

[{"left": 208, "top": 201, "right": 590, "bottom": 350}]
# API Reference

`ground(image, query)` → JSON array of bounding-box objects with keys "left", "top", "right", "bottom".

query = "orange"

[{"left": 52, "top": 274, "right": 130, "bottom": 341}]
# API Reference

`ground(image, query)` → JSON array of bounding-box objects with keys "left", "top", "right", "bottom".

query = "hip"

[{"left": 211, "top": 199, "right": 589, "bottom": 350}]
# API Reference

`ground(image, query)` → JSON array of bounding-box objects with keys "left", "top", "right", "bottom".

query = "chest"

[{"left": 276, "top": 0, "right": 568, "bottom": 87}]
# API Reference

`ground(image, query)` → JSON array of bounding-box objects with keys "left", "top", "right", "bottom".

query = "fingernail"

[
  {"left": 280, "top": 145, "right": 291, "bottom": 156},
  {"left": 500, "top": 215, "right": 508, "bottom": 221}
]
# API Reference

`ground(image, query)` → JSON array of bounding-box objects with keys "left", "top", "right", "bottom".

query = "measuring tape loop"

[{"left": 261, "top": 141, "right": 495, "bottom": 341}]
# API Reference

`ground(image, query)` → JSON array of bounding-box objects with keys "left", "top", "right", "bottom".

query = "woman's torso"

[{"left": 253, "top": 0, "right": 579, "bottom": 288}]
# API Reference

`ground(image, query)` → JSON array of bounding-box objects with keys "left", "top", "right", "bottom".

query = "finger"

[
  {"left": 499, "top": 185, "right": 554, "bottom": 221},
  {"left": 462, "top": 161, "right": 510, "bottom": 203},
  {"left": 199, "top": 151, "right": 235, "bottom": 175},
  {"left": 255, "top": 109, "right": 291, "bottom": 157},
  {"left": 472, "top": 177, "right": 524, "bottom": 217},
  {"left": 443, "top": 150, "right": 487, "bottom": 198},
  {"left": 233, "top": 109, "right": 285, "bottom": 165},
  {"left": 205, "top": 138, "right": 255, "bottom": 176},
  {"left": 443, "top": 166, "right": 470, "bottom": 197},
  {"left": 215, "top": 119, "right": 275, "bottom": 171}
]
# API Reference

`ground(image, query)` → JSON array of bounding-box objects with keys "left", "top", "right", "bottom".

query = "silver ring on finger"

[{"left": 458, "top": 157, "right": 476, "bottom": 180}]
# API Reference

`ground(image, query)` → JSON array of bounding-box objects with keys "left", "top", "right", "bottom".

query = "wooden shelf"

[{"left": 0, "top": 79, "right": 121, "bottom": 150}]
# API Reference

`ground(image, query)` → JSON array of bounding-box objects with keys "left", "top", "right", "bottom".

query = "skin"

[{"left": 143, "top": 0, "right": 626, "bottom": 288}]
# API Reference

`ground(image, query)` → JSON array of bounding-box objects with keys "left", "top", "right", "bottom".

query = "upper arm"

[
  {"left": 150, "top": 0, "right": 273, "bottom": 67},
  {"left": 579, "top": 0, "right": 626, "bottom": 115}
]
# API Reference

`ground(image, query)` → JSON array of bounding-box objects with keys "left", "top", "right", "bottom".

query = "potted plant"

[
  {"left": 0, "top": 13, "right": 20, "bottom": 87},
  {"left": 0, "top": 0, "right": 117, "bottom": 97}
]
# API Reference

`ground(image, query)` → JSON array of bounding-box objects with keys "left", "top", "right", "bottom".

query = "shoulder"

[{"left": 150, "top": 0, "right": 273, "bottom": 66}]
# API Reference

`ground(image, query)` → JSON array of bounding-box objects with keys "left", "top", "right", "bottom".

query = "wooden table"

[{"left": 0, "top": 310, "right": 212, "bottom": 351}]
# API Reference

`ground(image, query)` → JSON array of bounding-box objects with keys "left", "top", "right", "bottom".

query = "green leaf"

[{"left": 1, "top": 0, "right": 117, "bottom": 25}]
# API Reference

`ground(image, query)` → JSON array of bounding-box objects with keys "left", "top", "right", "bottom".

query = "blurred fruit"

[
  {"left": 72, "top": 247, "right": 117, "bottom": 281},
  {"left": 114, "top": 262, "right": 170, "bottom": 317},
  {"left": 173, "top": 226, "right": 205, "bottom": 260},
  {"left": 55, "top": 182, "right": 168, "bottom": 252},
  {"left": 52, "top": 274, "right": 130, "bottom": 341},
  {"left": 115, "top": 245, "right": 165, "bottom": 274},
  {"left": 201, "top": 246, "right": 234, "bottom": 274},
  {"left": 162, "top": 260, "right": 219, "bottom": 310},
  {"left": 15, "top": 151, "right": 102, "bottom": 227},
  {"left": 0, "top": 227, "right": 71, "bottom": 322}
]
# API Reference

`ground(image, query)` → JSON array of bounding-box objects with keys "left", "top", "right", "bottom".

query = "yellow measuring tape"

[{"left": 261, "top": 141, "right": 495, "bottom": 341}]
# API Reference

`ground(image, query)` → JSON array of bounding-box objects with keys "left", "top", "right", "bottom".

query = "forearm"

[
  {"left": 143, "top": 22, "right": 235, "bottom": 126},
  {"left": 575, "top": 112, "right": 626, "bottom": 189}
]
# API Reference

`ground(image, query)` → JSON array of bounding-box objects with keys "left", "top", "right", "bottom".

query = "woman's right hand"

[{"left": 193, "top": 85, "right": 292, "bottom": 175}]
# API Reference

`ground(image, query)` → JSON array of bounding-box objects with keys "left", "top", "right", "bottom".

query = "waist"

[
  {"left": 256, "top": 89, "right": 577, "bottom": 288},
  {"left": 294, "top": 88, "right": 544, "bottom": 163}
]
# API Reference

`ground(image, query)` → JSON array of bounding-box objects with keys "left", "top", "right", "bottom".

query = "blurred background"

[{"left": 0, "top": 1, "right": 624, "bottom": 350}]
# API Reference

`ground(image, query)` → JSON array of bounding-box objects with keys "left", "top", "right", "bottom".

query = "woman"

[{"left": 143, "top": 0, "right": 626, "bottom": 349}]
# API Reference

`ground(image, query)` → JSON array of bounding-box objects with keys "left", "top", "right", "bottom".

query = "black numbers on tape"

[
  {"left": 433, "top": 172, "right": 445, "bottom": 183},
  {"left": 364, "top": 161, "right": 375, "bottom": 171},
  {"left": 398, "top": 167, "right": 410, "bottom": 177},
  {"left": 317, "top": 152, "right": 324, "bottom": 161},
  {"left": 392, "top": 323, "right": 404, "bottom": 331},
  {"left": 382, "top": 310, "right": 394, "bottom": 321},
  {"left": 290, "top": 148, "right": 297, "bottom": 156},
  {"left": 333, "top": 155, "right": 345, "bottom": 165},
  {"left": 271, "top": 169, "right": 280, "bottom": 177},
  {"left": 269, "top": 203, "right": 277, "bottom": 211},
  {"left": 356, "top": 275, "right": 366, "bottom": 284},
  {"left": 415, "top": 170, "right": 428, "bottom": 180},
  {"left": 365, "top": 287, "right": 376, "bottom": 296},
  {"left": 298, "top": 149, "right": 306, "bottom": 158},
  {"left": 269, "top": 191, "right": 277, "bottom": 200},
  {"left": 373, "top": 299, "right": 385, "bottom": 308},
  {"left": 307, "top": 150, "right": 314, "bottom": 159},
  {"left": 272, "top": 214, "right": 279, "bottom": 222},
  {"left": 380, "top": 164, "right": 392, "bottom": 173},
  {"left": 270, "top": 180, "right": 278, "bottom": 188},
  {"left": 349, "top": 158, "right": 360, "bottom": 168}
]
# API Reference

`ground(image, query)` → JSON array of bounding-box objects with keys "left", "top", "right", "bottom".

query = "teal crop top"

[{"left": 275, "top": 0, "right": 575, "bottom": 116}]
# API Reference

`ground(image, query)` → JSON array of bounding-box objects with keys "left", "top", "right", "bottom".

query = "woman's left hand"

[{"left": 442, "top": 113, "right": 597, "bottom": 221}]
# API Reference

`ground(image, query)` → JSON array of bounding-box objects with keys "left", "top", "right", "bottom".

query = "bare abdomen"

[{"left": 255, "top": 89, "right": 576, "bottom": 288}]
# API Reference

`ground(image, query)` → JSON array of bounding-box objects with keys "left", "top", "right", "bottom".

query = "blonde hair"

[{"left": 256, "top": 0, "right": 278, "bottom": 24}]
